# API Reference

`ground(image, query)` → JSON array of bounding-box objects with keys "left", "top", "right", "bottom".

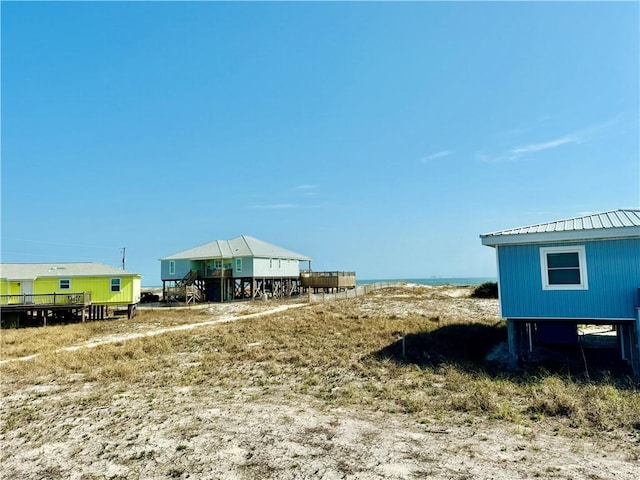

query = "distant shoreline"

[{"left": 356, "top": 277, "right": 496, "bottom": 286}]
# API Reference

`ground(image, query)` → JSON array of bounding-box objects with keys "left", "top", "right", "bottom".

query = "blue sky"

[{"left": 2, "top": 1, "right": 638, "bottom": 285}]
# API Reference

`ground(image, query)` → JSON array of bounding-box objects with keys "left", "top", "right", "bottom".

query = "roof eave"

[
  {"left": 480, "top": 227, "right": 640, "bottom": 246},
  {"left": 161, "top": 254, "right": 312, "bottom": 261},
  {"left": 2, "top": 273, "right": 141, "bottom": 280},
  {"left": 160, "top": 255, "right": 225, "bottom": 261}
]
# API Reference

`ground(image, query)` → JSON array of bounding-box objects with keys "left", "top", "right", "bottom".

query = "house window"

[
  {"left": 59, "top": 279, "right": 70, "bottom": 290},
  {"left": 110, "top": 278, "right": 121, "bottom": 293},
  {"left": 278, "top": 259, "right": 281, "bottom": 268},
  {"left": 269, "top": 259, "right": 273, "bottom": 269},
  {"left": 169, "top": 261, "right": 175, "bottom": 275},
  {"left": 540, "top": 246, "right": 588, "bottom": 290},
  {"left": 214, "top": 260, "right": 222, "bottom": 269},
  {"left": 236, "top": 258, "right": 242, "bottom": 272}
]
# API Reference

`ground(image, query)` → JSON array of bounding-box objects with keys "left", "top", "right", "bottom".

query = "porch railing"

[
  {"left": 300, "top": 271, "right": 357, "bottom": 289},
  {"left": 300, "top": 271, "right": 356, "bottom": 278},
  {"left": 202, "top": 268, "right": 233, "bottom": 278},
  {"left": 0, "top": 292, "right": 92, "bottom": 306}
]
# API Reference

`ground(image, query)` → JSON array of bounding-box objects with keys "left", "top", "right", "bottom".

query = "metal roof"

[
  {"left": 0, "top": 262, "right": 140, "bottom": 280},
  {"left": 481, "top": 209, "right": 640, "bottom": 246},
  {"left": 160, "top": 235, "right": 312, "bottom": 261}
]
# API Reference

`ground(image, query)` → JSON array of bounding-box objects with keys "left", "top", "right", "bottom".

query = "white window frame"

[
  {"left": 269, "top": 258, "right": 273, "bottom": 269},
  {"left": 59, "top": 279, "right": 71, "bottom": 290},
  {"left": 235, "top": 258, "right": 242, "bottom": 273},
  {"left": 169, "top": 261, "right": 175, "bottom": 275},
  {"left": 539, "top": 245, "right": 588, "bottom": 291},
  {"left": 110, "top": 278, "right": 121, "bottom": 293},
  {"left": 214, "top": 260, "right": 222, "bottom": 269}
]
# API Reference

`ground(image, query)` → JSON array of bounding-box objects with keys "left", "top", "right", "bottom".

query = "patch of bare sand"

[
  {"left": 359, "top": 286, "right": 499, "bottom": 323},
  {"left": 2, "top": 387, "right": 637, "bottom": 480}
]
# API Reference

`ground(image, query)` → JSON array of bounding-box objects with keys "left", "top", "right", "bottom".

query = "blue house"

[
  {"left": 481, "top": 209, "right": 640, "bottom": 374},
  {"left": 160, "top": 235, "right": 312, "bottom": 302}
]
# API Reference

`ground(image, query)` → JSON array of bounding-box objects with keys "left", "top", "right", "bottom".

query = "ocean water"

[{"left": 357, "top": 277, "right": 496, "bottom": 286}]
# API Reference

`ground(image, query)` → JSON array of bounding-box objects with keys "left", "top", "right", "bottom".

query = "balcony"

[
  {"left": 300, "top": 271, "right": 356, "bottom": 289},
  {"left": 201, "top": 268, "right": 233, "bottom": 278},
  {"left": 0, "top": 292, "right": 92, "bottom": 307}
]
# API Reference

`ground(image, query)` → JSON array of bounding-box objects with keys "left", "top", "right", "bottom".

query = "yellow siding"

[
  {"left": 9, "top": 281, "right": 20, "bottom": 295},
  {"left": 0, "top": 280, "right": 6, "bottom": 305},
  {"left": 0, "top": 279, "right": 7, "bottom": 295},
  {"left": 132, "top": 277, "right": 141, "bottom": 303},
  {"left": 33, "top": 275, "right": 141, "bottom": 305},
  {"left": 0, "top": 280, "right": 26, "bottom": 304}
]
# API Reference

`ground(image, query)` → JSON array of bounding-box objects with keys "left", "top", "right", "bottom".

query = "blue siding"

[
  {"left": 498, "top": 238, "right": 640, "bottom": 319},
  {"left": 160, "top": 257, "right": 259, "bottom": 280},
  {"left": 235, "top": 257, "right": 254, "bottom": 277},
  {"left": 160, "top": 259, "right": 191, "bottom": 281}
]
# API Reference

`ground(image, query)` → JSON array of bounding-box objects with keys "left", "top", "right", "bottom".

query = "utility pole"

[{"left": 121, "top": 247, "right": 126, "bottom": 270}]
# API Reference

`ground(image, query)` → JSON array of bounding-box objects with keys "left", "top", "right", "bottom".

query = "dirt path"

[{"left": 0, "top": 303, "right": 308, "bottom": 365}]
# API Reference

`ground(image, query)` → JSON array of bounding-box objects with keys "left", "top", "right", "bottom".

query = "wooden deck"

[
  {"left": 301, "top": 271, "right": 356, "bottom": 291},
  {"left": 0, "top": 292, "right": 138, "bottom": 326},
  {"left": 201, "top": 268, "right": 233, "bottom": 278},
  {"left": 0, "top": 292, "right": 91, "bottom": 309},
  {"left": 162, "top": 269, "right": 357, "bottom": 303}
]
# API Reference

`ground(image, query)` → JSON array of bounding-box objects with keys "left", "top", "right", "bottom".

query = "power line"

[
  {"left": 0, "top": 237, "right": 119, "bottom": 250},
  {"left": 1, "top": 250, "right": 116, "bottom": 262}
]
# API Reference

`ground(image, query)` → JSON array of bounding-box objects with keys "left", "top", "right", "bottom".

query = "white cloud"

[
  {"left": 419, "top": 150, "right": 453, "bottom": 163},
  {"left": 509, "top": 135, "right": 577, "bottom": 156},
  {"left": 478, "top": 116, "right": 620, "bottom": 163}
]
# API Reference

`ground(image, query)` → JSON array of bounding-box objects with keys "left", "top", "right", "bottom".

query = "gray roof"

[
  {"left": 0, "top": 262, "right": 140, "bottom": 280},
  {"left": 481, "top": 209, "right": 640, "bottom": 246},
  {"left": 161, "top": 235, "right": 312, "bottom": 261}
]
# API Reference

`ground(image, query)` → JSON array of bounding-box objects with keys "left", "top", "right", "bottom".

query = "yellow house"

[{"left": 0, "top": 262, "right": 141, "bottom": 306}]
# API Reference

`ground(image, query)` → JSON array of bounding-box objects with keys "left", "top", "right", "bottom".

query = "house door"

[{"left": 20, "top": 281, "right": 34, "bottom": 303}]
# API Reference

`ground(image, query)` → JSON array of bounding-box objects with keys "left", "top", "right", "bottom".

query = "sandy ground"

[
  {"left": 1, "top": 285, "right": 639, "bottom": 479},
  {"left": 3, "top": 392, "right": 637, "bottom": 480}
]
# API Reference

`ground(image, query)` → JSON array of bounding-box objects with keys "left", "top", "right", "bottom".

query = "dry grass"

[
  {"left": 3, "top": 286, "right": 640, "bottom": 480},
  {"left": 0, "top": 299, "right": 297, "bottom": 359},
  {"left": 2, "top": 286, "right": 638, "bottom": 435}
]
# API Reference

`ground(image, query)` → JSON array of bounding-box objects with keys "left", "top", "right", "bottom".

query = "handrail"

[
  {"left": 202, "top": 268, "right": 233, "bottom": 278},
  {"left": 178, "top": 269, "right": 200, "bottom": 286},
  {"left": 300, "top": 271, "right": 356, "bottom": 277},
  {"left": 0, "top": 292, "right": 91, "bottom": 306}
]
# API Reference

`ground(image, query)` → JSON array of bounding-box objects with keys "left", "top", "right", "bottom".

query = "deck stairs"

[
  {"left": 176, "top": 269, "right": 199, "bottom": 288},
  {"left": 172, "top": 270, "right": 204, "bottom": 304}
]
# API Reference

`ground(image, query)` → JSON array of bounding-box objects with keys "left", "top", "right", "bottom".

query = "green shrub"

[{"left": 471, "top": 282, "right": 499, "bottom": 299}]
